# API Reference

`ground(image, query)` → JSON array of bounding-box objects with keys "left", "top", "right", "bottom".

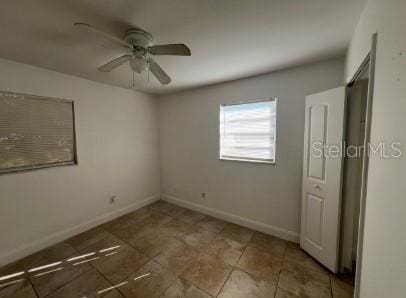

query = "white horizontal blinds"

[
  {"left": 0, "top": 91, "right": 75, "bottom": 173},
  {"left": 220, "top": 100, "right": 276, "bottom": 162}
]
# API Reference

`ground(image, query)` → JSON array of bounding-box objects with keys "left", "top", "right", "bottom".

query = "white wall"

[
  {"left": 345, "top": 0, "right": 406, "bottom": 297},
  {"left": 0, "top": 58, "right": 160, "bottom": 266},
  {"left": 158, "top": 58, "right": 344, "bottom": 241}
]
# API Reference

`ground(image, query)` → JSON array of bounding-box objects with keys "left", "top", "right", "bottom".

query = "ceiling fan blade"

[
  {"left": 148, "top": 44, "right": 191, "bottom": 56},
  {"left": 148, "top": 59, "right": 171, "bottom": 85},
  {"left": 74, "top": 22, "right": 129, "bottom": 47},
  {"left": 98, "top": 55, "right": 132, "bottom": 72}
]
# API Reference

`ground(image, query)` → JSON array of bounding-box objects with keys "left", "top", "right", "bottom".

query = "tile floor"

[{"left": 0, "top": 200, "right": 354, "bottom": 297}]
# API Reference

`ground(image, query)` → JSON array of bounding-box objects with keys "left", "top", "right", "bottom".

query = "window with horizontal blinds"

[
  {"left": 0, "top": 91, "right": 77, "bottom": 174},
  {"left": 220, "top": 99, "right": 276, "bottom": 163}
]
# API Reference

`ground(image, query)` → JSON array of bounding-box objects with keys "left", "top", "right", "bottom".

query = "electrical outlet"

[
  {"left": 109, "top": 195, "right": 116, "bottom": 204},
  {"left": 201, "top": 192, "right": 206, "bottom": 198}
]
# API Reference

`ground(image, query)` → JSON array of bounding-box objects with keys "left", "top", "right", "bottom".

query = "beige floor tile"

[
  {"left": 0, "top": 278, "right": 36, "bottom": 298},
  {"left": 0, "top": 257, "right": 29, "bottom": 281},
  {"left": 102, "top": 216, "right": 141, "bottom": 242},
  {"left": 236, "top": 246, "right": 282, "bottom": 285},
  {"left": 196, "top": 216, "right": 227, "bottom": 234},
  {"left": 125, "top": 206, "right": 155, "bottom": 223},
  {"left": 177, "top": 209, "right": 206, "bottom": 224},
  {"left": 24, "top": 241, "right": 78, "bottom": 269},
  {"left": 203, "top": 235, "right": 245, "bottom": 266},
  {"left": 24, "top": 242, "right": 92, "bottom": 297},
  {"left": 330, "top": 274, "right": 354, "bottom": 298},
  {"left": 275, "top": 287, "right": 299, "bottom": 297},
  {"left": 285, "top": 243, "right": 327, "bottom": 275},
  {"left": 150, "top": 200, "right": 187, "bottom": 217},
  {"left": 119, "top": 214, "right": 172, "bottom": 243},
  {"left": 103, "top": 214, "right": 134, "bottom": 230},
  {"left": 46, "top": 269, "right": 121, "bottom": 298},
  {"left": 249, "top": 232, "right": 287, "bottom": 258},
  {"left": 139, "top": 210, "right": 173, "bottom": 226},
  {"left": 148, "top": 200, "right": 174, "bottom": 212},
  {"left": 0, "top": 258, "right": 34, "bottom": 298},
  {"left": 154, "top": 238, "right": 198, "bottom": 275},
  {"left": 30, "top": 264, "right": 92, "bottom": 297},
  {"left": 161, "top": 278, "right": 212, "bottom": 298},
  {"left": 10, "top": 283, "right": 38, "bottom": 298},
  {"left": 220, "top": 223, "right": 254, "bottom": 244},
  {"left": 176, "top": 226, "right": 217, "bottom": 250},
  {"left": 103, "top": 289, "right": 124, "bottom": 298},
  {"left": 128, "top": 219, "right": 168, "bottom": 239},
  {"left": 161, "top": 204, "right": 188, "bottom": 218},
  {"left": 128, "top": 224, "right": 174, "bottom": 257},
  {"left": 218, "top": 268, "right": 276, "bottom": 298},
  {"left": 165, "top": 218, "right": 195, "bottom": 236},
  {"left": 181, "top": 253, "right": 232, "bottom": 296},
  {"left": 119, "top": 259, "right": 176, "bottom": 297},
  {"left": 67, "top": 226, "right": 106, "bottom": 251},
  {"left": 278, "top": 259, "right": 331, "bottom": 298},
  {"left": 91, "top": 244, "right": 149, "bottom": 284},
  {"left": 131, "top": 234, "right": 173, "bottom": 258},
  {"left": 67, "top": 227, "right": 124, "bottom": 253}
]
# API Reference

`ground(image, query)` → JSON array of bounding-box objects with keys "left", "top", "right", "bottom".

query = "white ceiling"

[{"left": 0, "top": 0, "right": 365, "bottom": 94}]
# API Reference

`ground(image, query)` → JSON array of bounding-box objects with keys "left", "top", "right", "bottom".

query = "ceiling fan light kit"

[
  {"left": 130, "top": 56, "right": 148, "bottom": 74},
  {"left": 74, "top": 22, "right": 191, "bottom": 85}
]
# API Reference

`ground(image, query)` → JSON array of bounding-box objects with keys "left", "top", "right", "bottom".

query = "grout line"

[
  {"left": 50, "top": 233, "right": 140, "bottom": 296},
  {"left": 175, "top": 253, "right": 227, "bottom": 298},
  {"left": 28, "top": 245, "right": 83, "bottom": 296},
  {"left": 229, "top": 243, "right": 284, "bottom": 296},
  {"left": 215, "top": 268, "right": 233, "bottom": 298},
  {"left": 103, "top": 216, "right": 166, "bottom": 258},
  {"left": 41, "top": 268, "right": 90, "bottom": 297},
  {"left": 329, "top": 273, "right": 334, "bottom": 298},
  {"left": 190, "top": 281, "right": 214, "bottom": 298},
  {"left": 274, "top": 244, "right": 288, "bottom": 297},
  {"left": 91, "top": 263, "right": 130, "bottom": 297},
  {"left": 84, "top": 239, "right": 152, "bottom": 297},
  {"left": 95, "top": 271, "right": 125, "bottom": 297},
  {"left": 235, "top": 243, "right": 248, "bottom": 267},
  {"left": 158, "top": 251, "right": 217, "bottom": 298},
  {"left": 158, "top": 278, "right": 177, "bottom": 297},
  {"left": 214, "top": 244, "right": 249, "bottom": 297},
  {"left": 90, "top": 248, "right": 150, "bottom": 291},
  {"left": 29, "top": 279, "right": 40, "bottom": 298}
]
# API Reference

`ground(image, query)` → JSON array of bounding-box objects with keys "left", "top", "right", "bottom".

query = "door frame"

[{"left": 347, "top": 33, "right": 377, "bottom": 298}]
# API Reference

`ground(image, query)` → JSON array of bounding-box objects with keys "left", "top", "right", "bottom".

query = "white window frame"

[{"left": 219, "top": 98, "right": 277, "bottom": 164}]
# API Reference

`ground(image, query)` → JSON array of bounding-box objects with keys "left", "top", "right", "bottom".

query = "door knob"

[{"left": 314, "top": 184, "right": 321, "bottom": 190}]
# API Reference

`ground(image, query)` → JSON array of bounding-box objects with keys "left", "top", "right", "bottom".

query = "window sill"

[
  {"left": 219, "top": 157, "right": 275, "bottom": 165},
  {"left": 0, "top": 161, "right": 78, "bottom": 175}
]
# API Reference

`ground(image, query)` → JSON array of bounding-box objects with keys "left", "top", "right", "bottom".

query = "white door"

[{"left": 301, "top": 86, "right": 346, "bottom": 273}]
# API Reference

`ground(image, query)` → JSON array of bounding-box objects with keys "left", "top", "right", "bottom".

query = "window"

[
  {"left": 220, "top": 99, "right": 276, "bottom": 163},
  {"left": 0, "top": 91, "right": 77, "bottom": 174}
]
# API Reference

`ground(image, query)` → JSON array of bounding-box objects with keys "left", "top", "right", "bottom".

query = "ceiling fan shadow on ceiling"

[{"left": 74, "top": 22, "right": 191, "bottom": 85}]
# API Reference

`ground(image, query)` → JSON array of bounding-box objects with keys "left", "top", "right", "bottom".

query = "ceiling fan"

[{"left": 74, "top": 22, "right": 191, "bottom": 85}]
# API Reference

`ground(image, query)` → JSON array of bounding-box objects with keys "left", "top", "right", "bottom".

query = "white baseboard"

[
  {"left": 0, "top": 194, "right": 160, "bottom": 267},
  {"left": 161, "top": 193, "right": 299, "bottom": 243}
]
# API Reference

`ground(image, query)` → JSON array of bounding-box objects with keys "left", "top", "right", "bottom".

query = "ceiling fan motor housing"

[{"left": 124, "top": 29, "right": 153, "bottom": 50}]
